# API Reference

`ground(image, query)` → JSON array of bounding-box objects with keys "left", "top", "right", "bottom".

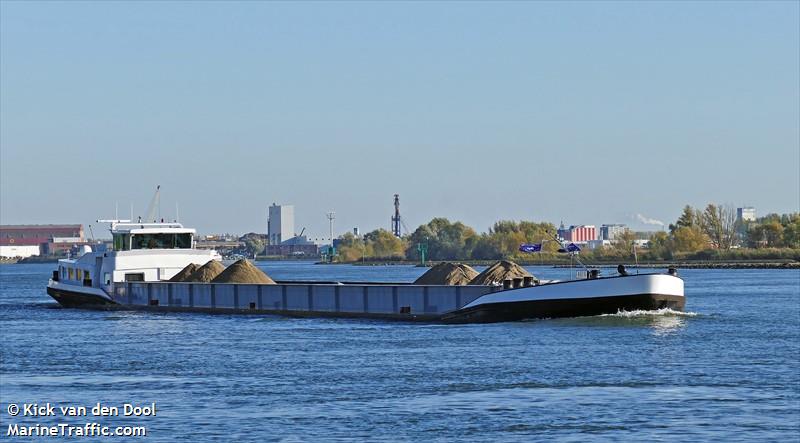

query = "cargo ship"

[{"left": 47, "top": 220, "right": 685, "bottom": 323}]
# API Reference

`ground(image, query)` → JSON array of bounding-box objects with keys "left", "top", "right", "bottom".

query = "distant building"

[
  {"left": 586, "top": 239, "right": 612, "bottom": 250},
  {"left": 0, "top": 245, "right": 40, "bottom": 259},
  {"left": 265, "top": 234, "right": 318, "bottom": 256},
  {"left": 268, "top": 204, "right": 295, "bottom": 245},
  {"left": 586, "top": 238, "right": 649, "bottom": 251},
  {"left": 557, "top": 224, "right": 597, "bottom": 243},
  {"left": 737, "top": 207, "right": 756, "bottom": 222},
  {"left": 0, "top": 224, "right": 84, "bottom": 257},
  {"left": 600, "top": 224, "right": 627, "bottom": 241}
]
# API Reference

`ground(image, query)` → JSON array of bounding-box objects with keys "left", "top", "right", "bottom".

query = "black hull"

[
  {"left": 47, "top": 286, "right": 116, "bottom": 308},
  {"left": 440, "top": 293, "right": 685, "bottom": 324}
]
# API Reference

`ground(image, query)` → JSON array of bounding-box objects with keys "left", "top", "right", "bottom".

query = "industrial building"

[
  {"left": 0, "top": 224, "right": 84, "bottom": 258},
  {"left": 600, "top": 224, "right": 628, "bottom": 241},
  {"left": 265, "top": 204, "right": 318, "bottom": 256},
  {"left": 557, "top": 224, "right": 597, "bottom": 243},
  {"left": 737, "top": 207, "right": 756, "bottom": 222},
  {"left": 265, "top": 235, "right": 318, "bottom": 257},
  {"left": 268, "top": 204, "right": 295, "bottom": 246}
]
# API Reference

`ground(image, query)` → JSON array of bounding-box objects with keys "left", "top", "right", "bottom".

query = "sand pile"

[
  {"left": 414, "top": 262, "right": 478, "bottom": 285},
  {"left": 185, "top": 260, "right": 225, "bottom": 282},
  {"left": 469, "top": 260, "right": 534, "bottom": 285},
  {"left": 169, "top": 263, "right": 199, "bottom": 282},
  {"left": 211, "top": 259, "right": 275, "bottom": 284}
]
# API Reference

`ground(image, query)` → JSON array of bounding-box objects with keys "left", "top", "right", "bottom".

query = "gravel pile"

[
  {"left": 211, "top": 259, "right": 275, "bottom": 284},
  {"left": 185, "top": 260, "right": 225, "bottom": 282},
  {"left": 169, "top": 263, "right": 199, "bottom": 282},
  {"left": 414, "top": 262, "right": 478, "bottom": 285},
  {"left": 469, "top": 260, "right": 534, "bottom": 285}
]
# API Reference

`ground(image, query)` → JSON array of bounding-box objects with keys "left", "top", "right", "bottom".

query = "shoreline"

[
  {"left": 4, "top": 258, "right": 796, "bottom": 270},
  {"left": 335, "top": 260, "right": 800, "bottom": 269}
]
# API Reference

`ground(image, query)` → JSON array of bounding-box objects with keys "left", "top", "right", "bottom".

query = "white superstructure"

[{"left": 48, "top": 220, "right": 220, "bottom": 303}]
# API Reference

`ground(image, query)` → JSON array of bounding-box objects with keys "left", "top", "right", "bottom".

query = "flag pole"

[{"left": 544, "top": 230, "right": 590, "bottom": 273}]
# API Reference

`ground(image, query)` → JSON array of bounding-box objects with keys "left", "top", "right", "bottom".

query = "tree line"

[
  {"left": 334, "top": 204, "right": 799, "bottom": 262},
  {"left": 646, "top": 205, "right": 800, "bottom": 260}
]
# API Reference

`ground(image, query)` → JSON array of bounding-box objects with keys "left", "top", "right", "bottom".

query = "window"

[
  {"left": 76, "top": 269, "right": 82, "bottom": 280},
  {"left": 124, "top": 273, "right": 145, "bottom": 282},
  {"left": 130, "top": 233, "right": 192, "bottom": 250},
  {"left": 113, "top": 234, "right": 132, "bottom": 251},
  {"left": 68, "top": 268, "right": 73, "bottom": 280}
]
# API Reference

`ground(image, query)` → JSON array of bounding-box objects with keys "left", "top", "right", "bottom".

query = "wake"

[{"left": 598, "top": 307, "right": 699, "bottom": 318}]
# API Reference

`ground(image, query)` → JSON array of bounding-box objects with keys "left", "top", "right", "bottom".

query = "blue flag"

[
  {"left": 519, "top": 243, "right": 542, "bottom": 253},
  {"left": 558, "top": 243, "right": 581, "bottom": 253}
]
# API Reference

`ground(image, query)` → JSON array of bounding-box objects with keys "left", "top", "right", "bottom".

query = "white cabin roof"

[{"left": 110, "top": 223, "right": 195, "bottom": 235}]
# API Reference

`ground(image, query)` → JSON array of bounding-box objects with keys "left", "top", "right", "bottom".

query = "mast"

[
  {"left": 391, "top": 194, "right": 401, "bottom": 237},
  {"left": 145, "top": 185, "right": 161, "bottom": 222}
]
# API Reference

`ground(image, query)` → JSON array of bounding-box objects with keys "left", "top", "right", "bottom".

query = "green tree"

[
  {"left": 647, "top": 231, "right": 672, "bottom": 260},
  {"left": 701, "top": 204, "right": 736, "bottom": 249},
  {"left": 761, "top": 221, "right": 784, "bottom": 247},
  {"left": 364, "top": 229, "right": 407, "bottom": 259},
  {"left": 612, "top": 229, "right": 637, "bottom": 257},
  {"left": 671, "top": 226, "right": 708, "bottom": 252},
  {"left": 405, "top": 218, "right": 477, "bottom": 260},
  {"left": 240, "top": 233, "right": 265, "bottom": 256},
  {"left": 469, "top": 234, "right": 503, "bottom": 260},
  {"left": 483, "top": 220, "right": 559, "bottom": 258},
  {"left": 335, "top": 232, "right": 366, "bottom": 262},
  {"left": 782, "top": 215, "right": 800, "bottom": 248},
  {"left": 670, "top": 205, "right": 698, "bottom": 233}
]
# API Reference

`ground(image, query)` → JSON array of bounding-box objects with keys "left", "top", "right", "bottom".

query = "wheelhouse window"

[
  {"left": 113, "top": 234, "right": 131, "bottom": 251},
  {"left": 130, "top": 233, "right": 192, "bottom": 250}
]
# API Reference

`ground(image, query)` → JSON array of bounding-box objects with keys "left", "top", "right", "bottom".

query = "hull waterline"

[
  {"left": 47, "top": 286, "right": 115, "bottom": 308},
  {"left": 440, "top": 293, "right": 685, "bottom": 323}
]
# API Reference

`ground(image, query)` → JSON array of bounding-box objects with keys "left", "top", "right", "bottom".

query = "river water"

[{"left": 1, "top": 263, "right": 798, "bottom": 442}]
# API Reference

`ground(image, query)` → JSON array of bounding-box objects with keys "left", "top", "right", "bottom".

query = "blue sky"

[{"left": 1, "top": 1, "right": 798, "bottom": 238}]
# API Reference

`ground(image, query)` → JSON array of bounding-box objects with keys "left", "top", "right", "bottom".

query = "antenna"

[
  {"left": 326, "top": 211, "right": 336, "bottom": 263},
  {"left": 326, "top": 211, "right": 336, "bottom": 244},
  {"left": 176, "top": 203, "right": 180, "bottom": 222},
  {"left": 145, "top": 185, "right": 161, "bottom": 222},
  {"left": 115, "top": 202, "right": 118, "bottom": 220}
]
